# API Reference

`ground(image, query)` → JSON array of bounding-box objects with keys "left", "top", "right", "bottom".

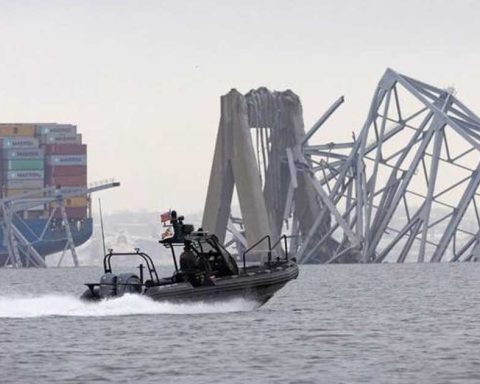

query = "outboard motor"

[
  {"left": 99, "top": 273, "right": 118, "bottom": 298},
  {"left": 116, "top": 273, "right": 142, "bottom": 295},
  {"left": 81, "top": 272, "right": 143, "bottom": 301},
  {"left": 98, "top": 272, "right": 142, "bottom": 299}
]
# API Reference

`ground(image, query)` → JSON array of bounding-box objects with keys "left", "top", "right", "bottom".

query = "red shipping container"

[
  {"left": 46, "top": 174, "right": 87, "bottom": 187},
  {"left": 53, "top": 207, "right": 87, "bottom": 219},
  {"left": 44, "top": 144, "right": 87, "bottom": 155},
  {"left": 46, "top": 165, "right": 86, "bottom": 177}
]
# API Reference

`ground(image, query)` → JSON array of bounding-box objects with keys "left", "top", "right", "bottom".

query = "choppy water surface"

[{"left": 1, "top": 263, "right": 480, "bottom": 383}]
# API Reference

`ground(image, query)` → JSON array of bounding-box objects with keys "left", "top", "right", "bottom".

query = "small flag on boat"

[{"left": 160, "top": 211, "right": 171, "bottom": 223}]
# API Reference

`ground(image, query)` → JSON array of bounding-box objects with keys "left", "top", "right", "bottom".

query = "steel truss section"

[{"left": 302, "top": 69, "right": 480, "bottom": 263}]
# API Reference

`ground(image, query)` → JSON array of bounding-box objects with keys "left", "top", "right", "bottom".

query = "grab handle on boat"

[
  {"left": 242, "top": 235, "right": 271, "bottom": 273},
  {"left": 138, "top": 263, "right": 144, "bottom": 284}
]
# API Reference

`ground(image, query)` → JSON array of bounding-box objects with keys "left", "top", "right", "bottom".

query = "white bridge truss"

[{"left": 1, "top": 181, "right": 120, "bottom": 268}]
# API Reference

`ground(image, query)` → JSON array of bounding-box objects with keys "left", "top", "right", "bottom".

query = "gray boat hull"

[{"left": 82, "top": 261, "right": 299, "bottom": 306}]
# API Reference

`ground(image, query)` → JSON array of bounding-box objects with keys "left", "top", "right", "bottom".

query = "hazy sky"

[{"left": 1, "top": 0, "right": 479, "bottom": 215}]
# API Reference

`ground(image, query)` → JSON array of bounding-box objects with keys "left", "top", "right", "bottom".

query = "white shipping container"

[
  {"left": 2, "top": 148, "right": 44, "bottom": 159},
  {"left": 2, "top": 179, "right": 45, "bottom": 189},
  {"left": 5, "top": 170, "right": 44, "bottom": 179},
  {"left": 1, "top": 137, "right": 39, "bottom": 149},
  {"left": 46, "top": 155, "right": 87, "bottom": 166},
  {"left": 40, "top": 134, "right": 82, "bottom": 145},
  {"left": 36, "top": 124, "right": 77, "bottom": 136}
]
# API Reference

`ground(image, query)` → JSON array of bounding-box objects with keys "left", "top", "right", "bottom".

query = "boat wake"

[{"left": 0, "top": 294, "right": 259, "bottom": 318}]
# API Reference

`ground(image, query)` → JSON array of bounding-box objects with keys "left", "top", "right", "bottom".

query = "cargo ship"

[{"left": 0, "top": 123, "right": 92, "bottom": 266}]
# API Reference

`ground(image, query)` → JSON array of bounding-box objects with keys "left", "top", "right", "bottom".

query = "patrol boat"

[{"left": 81, "top": 212, "right": 299, "bottom": 305}]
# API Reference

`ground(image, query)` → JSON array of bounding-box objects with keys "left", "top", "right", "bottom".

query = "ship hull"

[{"left": 0, "top": 217, "right": 93, "bottom": 266}]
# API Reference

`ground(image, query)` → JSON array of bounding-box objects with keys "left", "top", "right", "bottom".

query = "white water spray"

[{"left": 0, "top": 294, "right": 259, "bottom": 318}]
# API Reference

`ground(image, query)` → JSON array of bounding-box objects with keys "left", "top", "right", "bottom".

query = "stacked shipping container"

[
  {"left": 0, "top": 123, "right": 88, "bottom": 219},
  {"left": 0, "top": 126, "right": 45, "bottom": 217}
]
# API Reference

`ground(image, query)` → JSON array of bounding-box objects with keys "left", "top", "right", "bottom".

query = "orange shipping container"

[
  {"left": 0, "top": 124, "right": 36, "bottom": 137},
  {"left": 4, "top": 189, "right": 42, "bottom": 198}
]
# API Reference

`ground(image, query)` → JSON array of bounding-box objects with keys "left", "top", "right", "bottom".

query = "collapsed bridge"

[{"left": 201, "top": 69, "right": 480, "bottom": 263}]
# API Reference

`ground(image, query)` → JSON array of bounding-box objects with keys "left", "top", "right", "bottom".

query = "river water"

[{"left": 0, "top": 263, "right": 479, "bottom": 383}]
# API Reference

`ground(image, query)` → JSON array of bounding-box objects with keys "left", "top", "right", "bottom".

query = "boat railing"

[
  {"left": 103, "top": 249, "right": 160, "bottom": 284},
  {"left": 270, "top": 235, "right": 289, "bottom": 262},
  {"left": 242, "top": 234, "right": 289, "bottom": 273},
  {"left": 242, "top": 235, "right": 271, "bottom": 272}
]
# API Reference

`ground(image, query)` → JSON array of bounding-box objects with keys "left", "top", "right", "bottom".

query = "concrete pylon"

[
  {"left": 202, "top": 89, "right": 272, "bottom": 248},
  {"left": 255, "top": 90, "right": 330, "bottom": 258}
]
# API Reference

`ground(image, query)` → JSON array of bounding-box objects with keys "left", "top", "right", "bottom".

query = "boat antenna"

[{"left": 99, "top": 198, "right": 107, "bottom": 255}]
